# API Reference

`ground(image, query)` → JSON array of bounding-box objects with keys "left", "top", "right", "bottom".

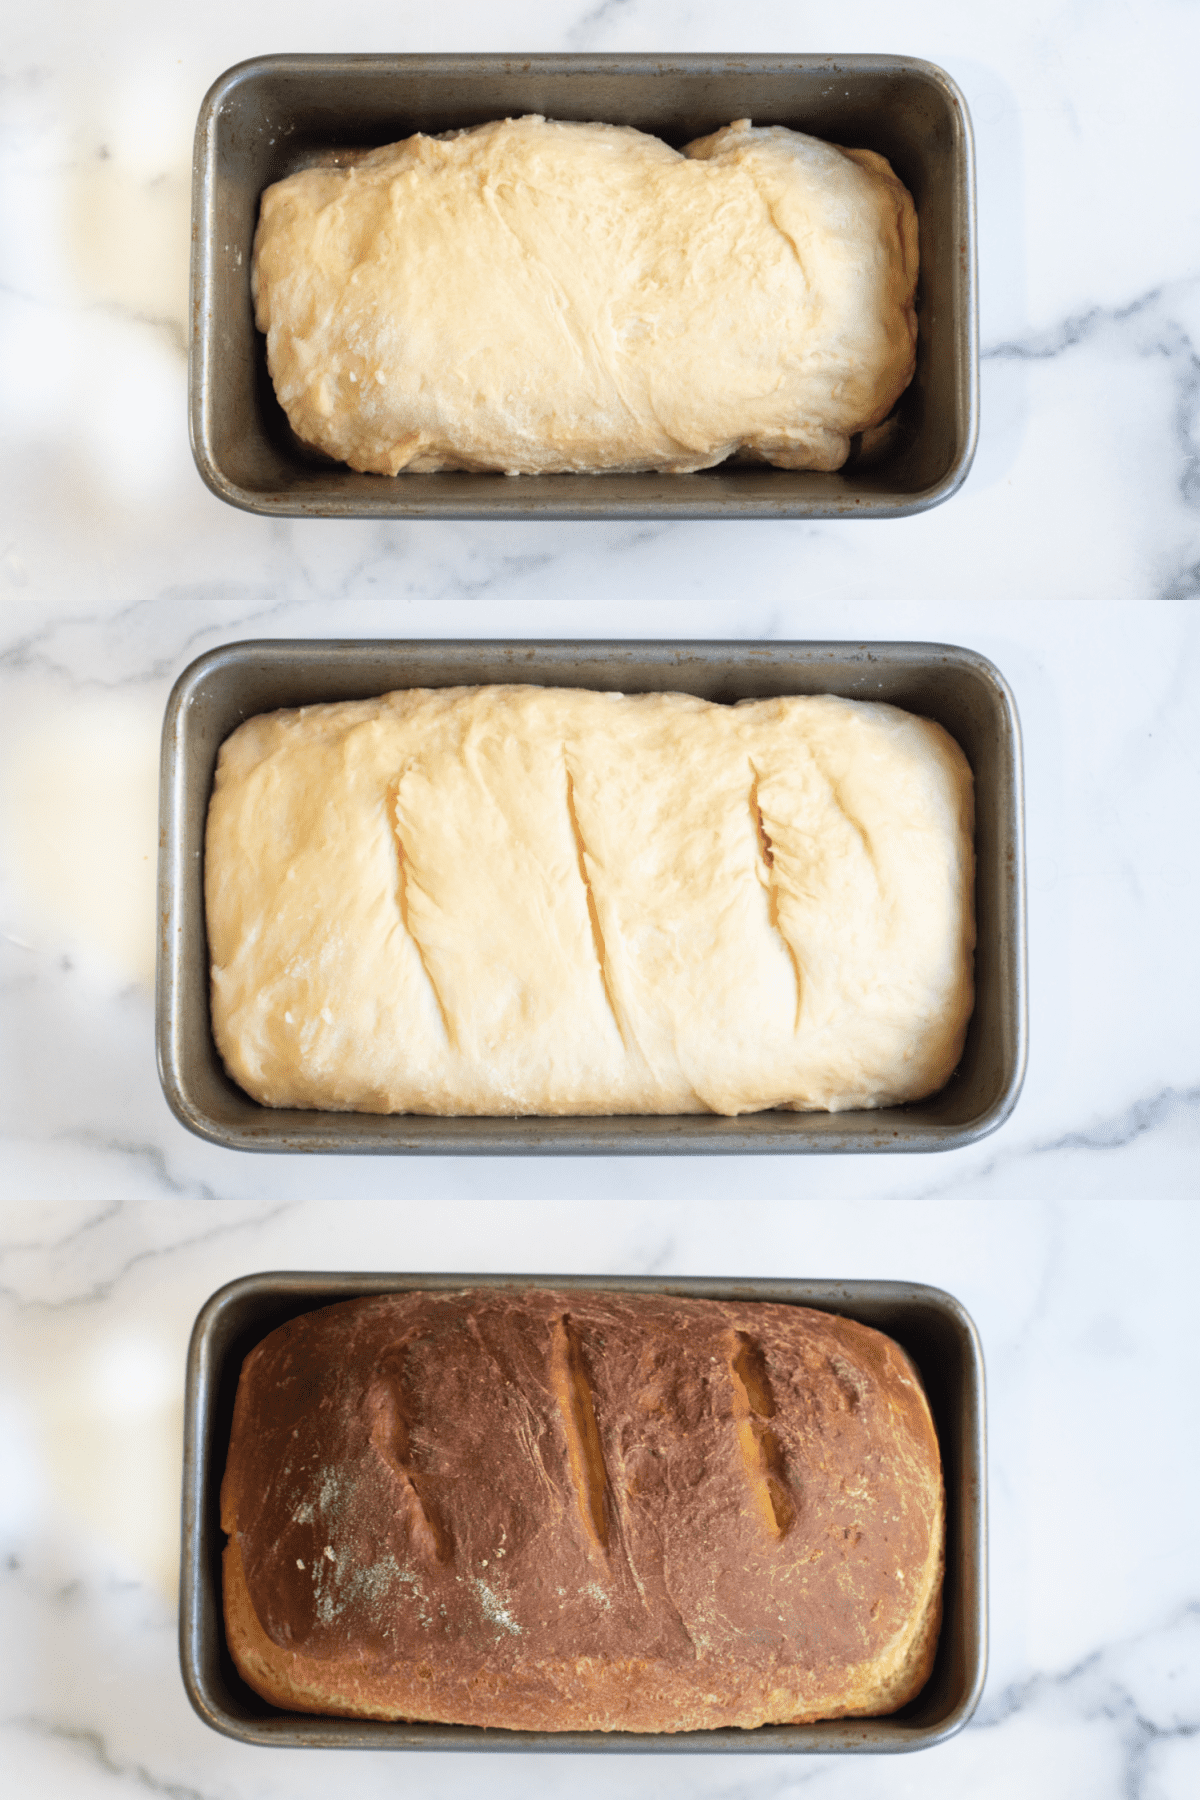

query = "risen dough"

[
  {"left": 252, "top": 116, "right": 918, "bottom": 476},
  {"left": 205, "top": 687, "right": 974, "bottom": 1116}
]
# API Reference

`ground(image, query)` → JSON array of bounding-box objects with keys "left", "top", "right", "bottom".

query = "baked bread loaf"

[
  {"left": 221, "top": 1289, "right": 945, "bottom": 1732},
  {"left": 204, "top": 685, "right": 974, "bottom": 1117},
  {"left": 252, "top": 116, "right": 918, "bottom": 476}
]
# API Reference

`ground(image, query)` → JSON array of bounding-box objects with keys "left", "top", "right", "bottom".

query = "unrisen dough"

[
  {"left": 205, "top": 688, "right": 974, "bottom": 1116},
  {"left": 252, "top": 117, "right": 918, "bottom": 476}
]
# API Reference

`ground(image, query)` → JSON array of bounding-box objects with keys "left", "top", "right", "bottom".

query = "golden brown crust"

[{"left": 222, "top": 1291, "right": 943, "bottom": 1732}]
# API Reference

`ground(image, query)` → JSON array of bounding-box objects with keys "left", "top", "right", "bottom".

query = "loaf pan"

[
  {"left": 181, "top": 1273, "right": 987, "bottom": 1752},
  {"left": 190, "top": 53, "right": 977, "bottom": 520},
  {"left": 156, "top": 639, "right": 1026, "bottom": 1154}
]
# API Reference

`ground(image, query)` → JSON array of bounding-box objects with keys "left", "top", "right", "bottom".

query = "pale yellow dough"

[
  {"left": 252, "top": 116, "right": 918, "bottom": 476},
  {"left": 205, "top": 688, "right": 974, "bottom": 1116}
]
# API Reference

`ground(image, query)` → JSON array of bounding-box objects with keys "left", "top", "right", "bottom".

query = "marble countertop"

[{"left": 2, "top": 2, "right": 1198, "bottom": 1794}]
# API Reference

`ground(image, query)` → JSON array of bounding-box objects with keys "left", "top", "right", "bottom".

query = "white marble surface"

[{"left": 2, "top": 1, "right": 1199, "bottom": 1793}]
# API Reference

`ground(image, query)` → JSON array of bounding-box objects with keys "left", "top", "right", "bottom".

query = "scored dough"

[
  {"left": 252, "top": 116, "right": 919, "bottom": 476},
  {"left": 205, "top": 687, "right": 974, "bottom": 1116}
]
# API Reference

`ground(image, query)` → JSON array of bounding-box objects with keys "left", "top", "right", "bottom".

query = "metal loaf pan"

[
  {"left": 156, "top": 639, "right": 1026, "bottom": 1154},
  {"left": 190, "top": 53, "right": 977, "bottom": 520},
  {"left": 181, "top": 1272, "right": 987, "bottom": 1752}
]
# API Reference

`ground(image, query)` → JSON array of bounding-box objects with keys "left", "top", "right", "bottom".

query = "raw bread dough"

[
  {"left": 205, "top": 687, "right": 974, "bottom": 1116},
  {"left": 252, "top": 117, "right": 918, "bottom": 476}
]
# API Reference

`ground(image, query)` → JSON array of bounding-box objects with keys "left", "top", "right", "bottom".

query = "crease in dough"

[
  {"left": 811, "top": 760, "right": 881, "bottom": 897},
  {"left": 748, "top": 759, "right": 803, "bottom": 1033},
  {"left": 563, "top": 761, "right": 626, "bottom": 1049},
  {"left": 389, "top": 776, "right": 455, "bottom": 1048}
]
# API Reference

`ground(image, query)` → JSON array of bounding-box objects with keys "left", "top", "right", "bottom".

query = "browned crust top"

[{"left": 221, "top": 1290, "right": 943, "bottom": 1731}]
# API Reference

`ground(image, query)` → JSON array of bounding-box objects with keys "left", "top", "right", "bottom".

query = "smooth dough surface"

[
  {"left": 252, "top": 116, "right": 919, "bottom": 476},
  {"left": 205, "top": 687, "right": 974, "bottom": 1116}
]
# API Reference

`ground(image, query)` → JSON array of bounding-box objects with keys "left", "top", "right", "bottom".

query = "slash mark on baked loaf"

[
  {"left": 728, "top": 1330, "right": 795, "bottom": 1539},
  {"left": 550, "top": 1314, "right": 611, "bottom": 1552},
  {"left": 366, "top": 1359, "right": 453, "bottom": 1564}
]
